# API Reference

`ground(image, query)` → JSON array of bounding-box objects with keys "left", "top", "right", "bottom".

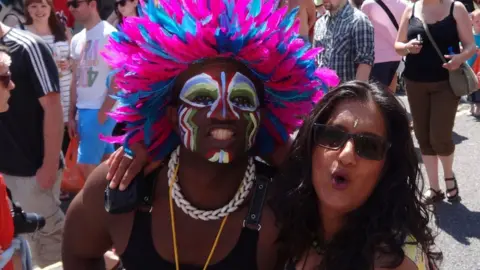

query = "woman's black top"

[{"left": 403, "top": 2, "right": 460, "bottom": 82}]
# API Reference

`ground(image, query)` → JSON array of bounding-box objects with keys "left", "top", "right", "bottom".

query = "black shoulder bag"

[{"left": 374, "top": 0, "right": 399, "bottom": 30}]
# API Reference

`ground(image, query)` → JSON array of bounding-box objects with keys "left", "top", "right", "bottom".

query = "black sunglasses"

[
  {"left": 0, "top": 72, "right": 11, "bottom": 88},
  {"left": 67, "top": 0, "right": 88, "bottom": 8},
  {"left": 313, "top": 124, "right": 391, "bottom": 161},
  {"left": 115, "top": 0, "right": 127, "bottom": 7}
]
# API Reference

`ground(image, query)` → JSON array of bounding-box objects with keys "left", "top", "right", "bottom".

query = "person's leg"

[
  {"left": 3, "top": 174, "right": 64, "bottom": 268},
  {"left": 77, "top": 109, "right": 107, "bottom": 179},
  {"left": 429, "top": 81, "right": 460, "bottom": 200},
  {"left": 470, "top": 91, "right": 480, "bottom": 116},
  {"left": 405, "top": 79, "right": 442, "bottom": 200}
]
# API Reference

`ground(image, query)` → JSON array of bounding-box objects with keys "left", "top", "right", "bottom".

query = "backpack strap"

[
  {"left": 104, "top": 165, "right": 162, "bottom": 214},
  {"left": 243, "top": 159, "right": 274, "bottom": 231}
]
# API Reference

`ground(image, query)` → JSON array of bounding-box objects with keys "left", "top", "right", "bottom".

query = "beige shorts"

[{"left": 3, "top": 172, "right": 64, "bottom": 269}]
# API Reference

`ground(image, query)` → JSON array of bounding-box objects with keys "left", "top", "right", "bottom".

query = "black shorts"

[{"left": 370, "top": 61, "right": 400, "bottom": 87}]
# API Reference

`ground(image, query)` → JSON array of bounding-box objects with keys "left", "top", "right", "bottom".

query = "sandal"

[
  {"left": 424, "top": 188, "right": 445, "bottom": 205},
  {"left": 445, "top": 177, "right": 461, "bottom": 202}
]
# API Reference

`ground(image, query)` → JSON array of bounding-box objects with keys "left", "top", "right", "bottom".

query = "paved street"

[{"left": 397, "top": 95, "right": 480, "bottom": 270}]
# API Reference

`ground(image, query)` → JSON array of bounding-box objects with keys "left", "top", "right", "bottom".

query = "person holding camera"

[
  {"left": 0, "top": 44, "right": 15, "bottom": 270},
  {"left": 0, "top": 45, "right": 43, "bottom": 270},
  {"left": 0, "top": 20, "right": 64, "bottom": 268}
]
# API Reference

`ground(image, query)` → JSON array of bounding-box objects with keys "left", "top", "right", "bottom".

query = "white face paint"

[{"left": 178, "top": 71, "right": 261, "bottom": 163}]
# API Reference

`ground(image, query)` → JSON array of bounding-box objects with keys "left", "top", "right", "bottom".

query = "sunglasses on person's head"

[
  {"left": 0, "top": 72, "right": 11, "bottom": 88},
  {"left": 313, "top": 124, "right": 391, "bottom": 161},
  {"left": 67, "top": 0, "right": 88, "bottom": 8},
  {"left": 115, "top": 0, "right": 127, "bottom": 7},
  {"left": 314, "top": 0, "right": 324, "bottom": 7}
]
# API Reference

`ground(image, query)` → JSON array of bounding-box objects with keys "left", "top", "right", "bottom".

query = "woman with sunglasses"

[
  {"left": 113, "top": 0, "right": 139, "bottom": 28},
  {"left": 273, "top": 81, "right": 442, "bottom": 270}
]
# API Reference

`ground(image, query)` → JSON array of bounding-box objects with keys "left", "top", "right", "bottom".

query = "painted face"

[{"left": 177, "top": 65, "right": 261, "bottom": 164}]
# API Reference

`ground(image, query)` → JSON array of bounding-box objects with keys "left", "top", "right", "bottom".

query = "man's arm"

[
  {"left": 69, "top": 61, "right": 78, "bottom": 121},
  {"left": 99, "top": 71, "right": 119, "bottom": 115},
  {"left": 26, "top": 35, "right": 63, "bottom": 188},
  {"left": 39, "top": 93, "right": 63, "bottom": 171},
  {"left": 62, "top": 164, "right": 113, "bottom": 269},
  {"left": 353, "top": 16, "right": 375, "bottom": 81}
]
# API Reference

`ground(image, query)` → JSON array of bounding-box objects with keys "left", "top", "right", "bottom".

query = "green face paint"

[
  {"left": 244, "top": 111, "right": 261, "bottom": 150},
  {"left": 178, "top": 105, "right": 199, "bottom": 151}
]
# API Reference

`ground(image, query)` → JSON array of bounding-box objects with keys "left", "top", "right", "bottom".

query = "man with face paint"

[
  {"left": 62, "top": 0, "right": 339, "bottom": 269},
  {"left": 176, "top": 61, "right": 261, "bottom": 164}
]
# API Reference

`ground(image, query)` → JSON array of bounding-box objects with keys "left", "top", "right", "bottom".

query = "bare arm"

[
  {"left": 99, "top": 72, "right": 120, "bottom": 114},
  {"left": 453, "top": 2, "right": 476, "bottom": 62},
  {"left": 62, "top": 164, "right": 113, "bottom": 269},
  {"left": 376, "top": 256, "right": 419, "bottom": 270},
  {"left": 39, "top": 93, "right": 63, "bottom": 170},
  {"left": 69, "top": 61, "right": 77, "bottom": 121},
  {"left": 395, "top": 5, "right": 415, "bottom": 56}
]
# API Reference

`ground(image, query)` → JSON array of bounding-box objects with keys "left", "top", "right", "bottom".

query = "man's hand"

[
  {"left": 106, "top": 143, "right": 153, "bottom": 191},
  {"left": 36, "top": 163, "right": 58, "bottom": 189},
  {"left": 98, "top": 110, "right": 108, "bottom": 125},
  {"left": 57, "top": 59, "right": 71, "bottom": 72},
  {"left": 68, "top": 117, "right": 77, "bottom": 139}
]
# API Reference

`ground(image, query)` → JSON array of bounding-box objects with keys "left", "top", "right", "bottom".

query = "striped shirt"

[{"left": 0, "top": 28, "right": 60, "bottom": 176}]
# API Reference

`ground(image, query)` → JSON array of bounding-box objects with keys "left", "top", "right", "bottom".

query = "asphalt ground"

[{"left": 397, "top": 94, "right": 480, "bottom": 270}]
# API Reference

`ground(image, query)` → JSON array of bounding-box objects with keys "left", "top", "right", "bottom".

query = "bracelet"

[{"left": 404, "top": 46, "right": 411, "bottom": 55}]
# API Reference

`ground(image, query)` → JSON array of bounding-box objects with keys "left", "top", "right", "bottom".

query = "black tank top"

[
  {"left": 120, "top": 212, "right": 259, "bottom": 270},
  {"left": 403, "top": 2, "right": 460, "bottom": 82},
  {"left": 118, "top": 161, "right": 273, "bottom": 270}
]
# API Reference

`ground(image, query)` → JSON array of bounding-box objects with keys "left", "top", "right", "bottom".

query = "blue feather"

[
  {"left": 249, "top": 0, "right": 261, "bottom": 17},
  {"left": 153, "top": 133, "right": 181, "bottom": 160},
  {"left": 181, "top": 11, "right": 197, "bottom": 35},
  {"left": 265, "top": 111, "right": 288, "bottom": 141},
  {"left": 279, "top": 7, "right": 298, "bottom": 30}
]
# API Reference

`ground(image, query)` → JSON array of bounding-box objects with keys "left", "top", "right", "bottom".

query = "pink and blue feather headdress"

[{"left": 103, "top": 0, "right": 340, "bottom": 161}]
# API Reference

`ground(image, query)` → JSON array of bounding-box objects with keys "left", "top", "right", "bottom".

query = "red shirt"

[
  {"left": 0, "top": 175, "right": 14, "bottom": 270},
  {"left": 53, "top": 0, "right": 75, "bottom": 28}
]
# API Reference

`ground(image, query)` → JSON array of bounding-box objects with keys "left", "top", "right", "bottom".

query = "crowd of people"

[{"left": 0, "top": 0, "right": 477, "bottom": 269}]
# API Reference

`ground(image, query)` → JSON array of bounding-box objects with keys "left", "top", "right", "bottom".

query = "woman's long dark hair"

[
  {"left": 24, "top": 0, "right": 67, "bottom": 43},
  {"left": 272, "top": 81, "right": 442, "bottom": 269}
]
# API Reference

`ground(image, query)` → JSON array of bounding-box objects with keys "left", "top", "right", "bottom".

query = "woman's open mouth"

[{"left": 331, "top": 171, "right": 349, "bottom": 190}]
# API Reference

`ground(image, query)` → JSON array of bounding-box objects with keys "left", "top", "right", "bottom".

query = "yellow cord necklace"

[{"left": 168, "top": 164, "right": 229, "bottom": 270}]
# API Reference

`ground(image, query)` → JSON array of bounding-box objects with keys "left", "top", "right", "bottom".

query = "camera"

[
  {"left": 7, "top": 188, "right": 45, "bottom": 235},
  {"left": 11, "top": 205, "right": 46, "bottom": 235}
]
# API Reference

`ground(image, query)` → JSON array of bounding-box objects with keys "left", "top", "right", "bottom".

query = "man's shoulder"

[
  {"left": 102, "top": 21, "right": 117, "bottom": 33},
  {"left": 71, "top": 29, "right": 86, "bottom": 42},
  {"left": 351, "top": 7, "right": 373, "bottom": 26},
  {"left": 4, "top": 29, "right": 51, "bottom": 60},
  {"left": 5, "top": 28, "right": 47, "bottom": 48}
]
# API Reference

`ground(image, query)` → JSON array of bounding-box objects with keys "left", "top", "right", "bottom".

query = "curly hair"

[{"left": 272, "top": 81, "right": 442, "bottom": 270}]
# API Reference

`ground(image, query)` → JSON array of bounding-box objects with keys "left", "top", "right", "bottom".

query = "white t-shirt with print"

[{"left": 70, "top": 20, "right": 117, "bottom": 109}]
